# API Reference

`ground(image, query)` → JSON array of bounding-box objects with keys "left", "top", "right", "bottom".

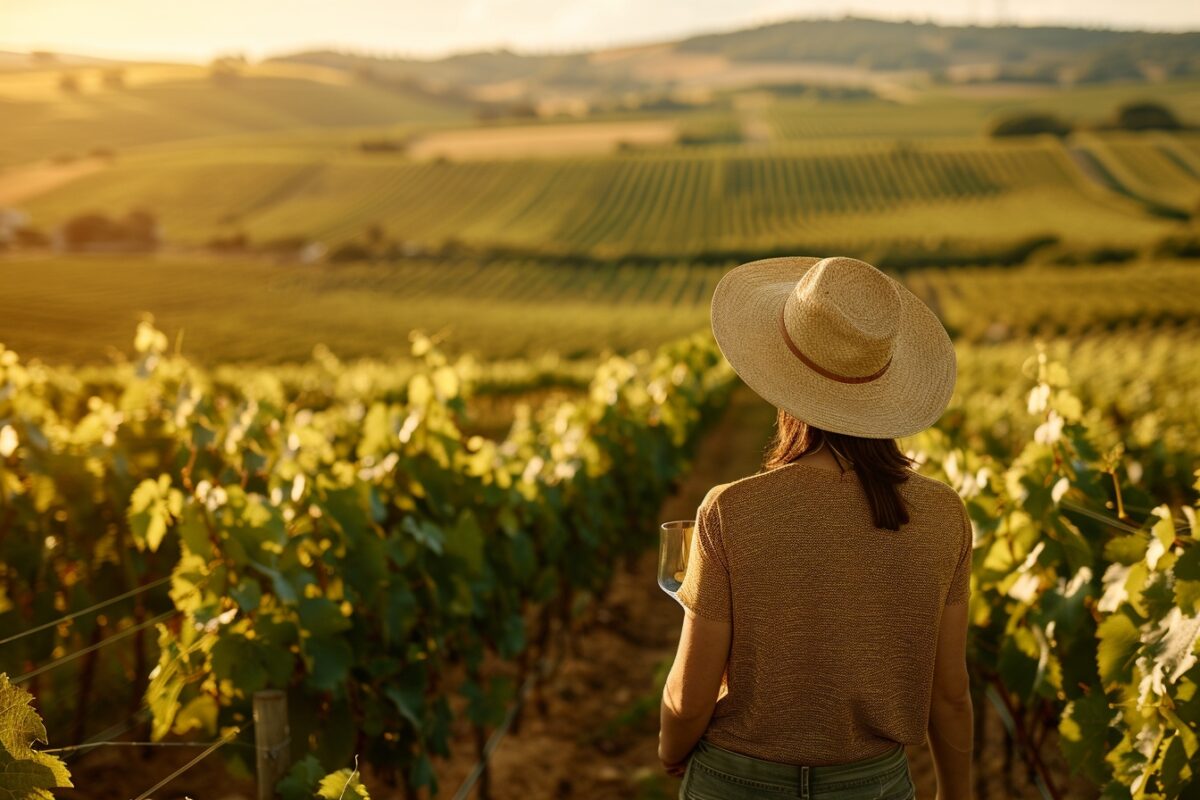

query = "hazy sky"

[{"left": 2, "top": 0, "right": 1198, "bottom": 62}]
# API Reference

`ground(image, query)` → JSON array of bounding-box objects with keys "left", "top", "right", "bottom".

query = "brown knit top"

[{"left": 675, "top": 461, "right": 973, "bottom": 766}]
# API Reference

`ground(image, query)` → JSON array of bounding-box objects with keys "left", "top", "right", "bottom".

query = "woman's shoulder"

[
  {"left": 701, "top": 465, "right": 966, "bottom": 513},
  {"left": 902, "top": 470, "right": 968, "bottom": 513},
  {"left": 699, "top": 465, "right": 796, "bottom": 510},
  {"left": 698, "top": 480, "right": 736, "bottom": 513}
]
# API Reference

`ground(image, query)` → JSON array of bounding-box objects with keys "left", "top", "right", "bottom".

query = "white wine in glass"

[{"left": 658, "top": 520, "right": 695, "bottom": 603}]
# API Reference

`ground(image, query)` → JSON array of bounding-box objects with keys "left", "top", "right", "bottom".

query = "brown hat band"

[{"left": 778, "top": 305, "right": 892, "bottom": 385}]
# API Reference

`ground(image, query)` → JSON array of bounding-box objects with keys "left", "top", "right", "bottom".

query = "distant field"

[
  {"left": 0, "top": 255, "right": 716, "bottom": 363},
  {"left": 6, "top": 69, "right": 1198, "bottom": 266},
  {"left": 407, "top": 119, "right": 678, "bottom": 159},
  {"left": 765, "top": 98, "right": 994, "bottom": 140},
  {"left": 1072, "top": 131, "right": 1200, "bottom": 216},
  {"left": 906, "top": 260, "right": 1200, "bottom": 341},
  {"left": 18, "top": 135, "right": 1184, "bottom": 259},
  {"left": 6, "top": 64, "right": 1200, "bottom": 366},
  {"left": 765, "top": 80, "right": 1200, "bottom": 141}
]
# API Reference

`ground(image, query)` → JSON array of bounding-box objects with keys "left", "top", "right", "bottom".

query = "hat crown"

[{"left": 783, "top": 257, "right": 901, "bottom": 380}]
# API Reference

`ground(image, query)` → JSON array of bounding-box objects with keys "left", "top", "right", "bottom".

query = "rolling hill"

[{"left": 0, "top": 60, "right": 471, "bottom": 166}]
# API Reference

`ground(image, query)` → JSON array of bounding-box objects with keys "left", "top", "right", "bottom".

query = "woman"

[{"left": 659, "top": 256, "right": 973, "bottom": 800}]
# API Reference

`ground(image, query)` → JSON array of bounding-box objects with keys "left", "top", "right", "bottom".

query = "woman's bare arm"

[
  {"left": 658, "top": 607, "right": 732, "bottom": 767},
  {"left": 928, "top": 600, "right": 973, "bottom": 799}
]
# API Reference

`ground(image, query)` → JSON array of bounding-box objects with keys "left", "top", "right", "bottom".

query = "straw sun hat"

[{"left": 710, "top": 256, "right": 956, "bottom": 439}]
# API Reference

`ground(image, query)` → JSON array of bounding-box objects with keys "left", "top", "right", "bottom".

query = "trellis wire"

[
  {"left": 128, "top": 722, "right": 250, "bottom": 800},
  {"left": 43, "top": 616, "right": 219, "bottom": 769},
  {"left": 1061, "top": 499, "right": 1191, "bottom": 536},
  {"left": 14, "top": 609, "right": 177, "bottom": 685},
  {"left": 61, "top": 709, "right": 152, "bottom": 763},
  {"left": 46, "top": 739, "right": 257, "bottom": 754},
  {"left": 0, "top": 575, "right": 173, "bottom": 647}
]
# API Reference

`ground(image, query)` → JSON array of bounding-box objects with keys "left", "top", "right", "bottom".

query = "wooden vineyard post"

[{"left": 254, "top": 690, "right": 290, "bottom": 800}]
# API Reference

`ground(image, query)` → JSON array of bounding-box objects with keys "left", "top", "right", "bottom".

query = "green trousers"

[{"left": 679, "top": 738, "right": 916, "bottom": 799}]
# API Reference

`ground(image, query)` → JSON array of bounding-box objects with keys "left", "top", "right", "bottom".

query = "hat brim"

[{"left": 710, "top": 256, "right": 957, "bottom": 439}]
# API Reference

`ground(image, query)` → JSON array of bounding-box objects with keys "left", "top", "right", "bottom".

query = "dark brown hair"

[{"left": 763, "top": 407, "right": 915, "bottom": 531}]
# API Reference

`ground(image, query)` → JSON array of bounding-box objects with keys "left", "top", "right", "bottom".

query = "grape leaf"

[
  {"left": 305, "top": 636, "right": 353, "bottom": 691},
  {"left": 1141, "top": 571, "right": 1178, "bottom": 621},
  {"left": 1137, "top": 608, "right": 1200, "bottom": 701},
  {"left": 127, "top": 474, "right": 181, "bottom": 553},
  {"left": 1052, "top": 515, "right": 1093, "bottom": 573},
  {"left": 211, "top": 635, "right": 269, "bottom": 695},
  {"left": 1097, "top": 612, "right": 1141, "bottom": 686},
  {"left": 1104, "top": 533, "right": 1149, "bottom": 567},
  {"left": 497, "top": 612, "right": 525, "bottom": 659},
  {"left": 0, "top": 674, "right": 74, "bottom": 798},
  {"left": 408, "top": 753, "right": 436, "bottom": 793},
  {"left": 298, "top": 597, "right": 352, "bottom": 637},
  {"left": 1159, "top": 732, "right": 1195, "bottom": 798},
  {"left": 1175, "top": 545, "right": 1200, "bottom": 581},
  {"left": 1177, "top": 580, "right": 1200, "bottom": 616},
  {"left": 277, "top": 754, "right": 326, "bottom": 800},
  {"left": 381, "top": 582, "right": 416, "bottom": 648},
  {"left": 402, "top": 516, "right": 444, "bottom": 554},
  {"left": 1152, "top": 507, "right": 1177, "bottom": 550},
  {"left": 177, "top": 503, "right": 212, "bottom": 557},
  {"left": 444, "top": 510, "right": 484, "bottom": 577},
  {"left": 172, "top": 695, "right": 218, "bottom": 737},
  {"left": 1059, "top": 690, "right": 1114, "bottom": 785},
  {"left": 321, "top": 485, "right": 371, "bottom": 543},
  {"left": 229, "top": 577, "right": 262, "bottom": 612},
  {"left": 317, "top": 766, "right": 370, "bottom": 800}
]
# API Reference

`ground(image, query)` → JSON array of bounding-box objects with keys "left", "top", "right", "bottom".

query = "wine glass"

[{"left": 658, "top": 519, "right": 695, "bottom": 605}]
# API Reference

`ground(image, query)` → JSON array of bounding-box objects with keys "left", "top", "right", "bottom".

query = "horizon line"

[{"left": 2, "top": 11, "right": 1198, "bottom": 68}]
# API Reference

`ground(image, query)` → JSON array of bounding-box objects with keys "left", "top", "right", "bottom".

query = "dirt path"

[{"left": 423, "top": 385, "right": 776, "bottom": 800}]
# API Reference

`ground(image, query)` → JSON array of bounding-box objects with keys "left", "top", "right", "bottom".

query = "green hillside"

[{"left": 676, "top": 17, "right": 1200, "bottom": 73}]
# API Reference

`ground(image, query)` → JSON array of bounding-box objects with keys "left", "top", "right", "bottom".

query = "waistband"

[{"left": 691, "top": 738, "right": 908, "bottom": 793}]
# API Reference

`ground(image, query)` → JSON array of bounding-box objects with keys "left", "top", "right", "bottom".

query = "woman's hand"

[
  {"left": 660, "top": 753, "right": 688, "bottom": 777},
  {"left": 657, "top": 735, "right": 689, "bottom": 776}
]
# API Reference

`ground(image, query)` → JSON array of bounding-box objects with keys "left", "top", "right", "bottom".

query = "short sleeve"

[
  {"left": 945, "top": 501, "right": 974, "bottom": 605},
  {"left": 675, "top": 487, "right": 731, "bottom": 622}
]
